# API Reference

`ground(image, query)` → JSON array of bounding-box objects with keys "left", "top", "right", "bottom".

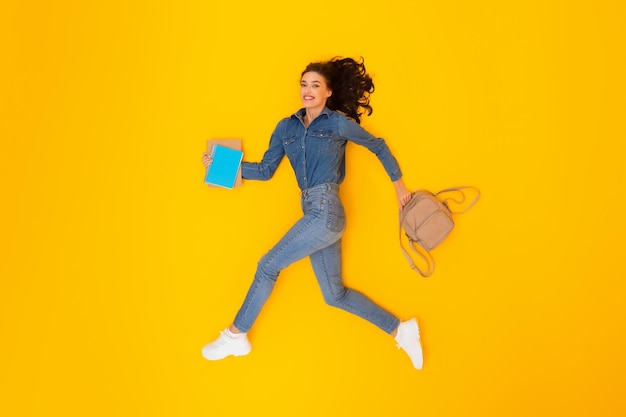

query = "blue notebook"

[{"left": 204, "top": 144, "right": 243, "bottom": 189}]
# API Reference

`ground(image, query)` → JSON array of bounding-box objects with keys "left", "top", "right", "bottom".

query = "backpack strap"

[
  {"left": 399, "top": 200, "right": 435, "bottom": 277},
  {"left": 436, "top": 186, "right": 481, "bottom": 214}
]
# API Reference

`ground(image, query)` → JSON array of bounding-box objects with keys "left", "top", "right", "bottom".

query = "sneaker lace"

[{"left": 213, "top": 331, "right": 230, "bottom": 347}]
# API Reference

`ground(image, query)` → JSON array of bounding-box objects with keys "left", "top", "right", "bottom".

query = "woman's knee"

[
  {"left": 323, "top": 286, "right": 348, "bottom": 308},
  {"left": 256, "top": 254, "right": 280, "bottom": 283}
]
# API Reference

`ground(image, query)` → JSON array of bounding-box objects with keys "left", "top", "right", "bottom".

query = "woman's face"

[{"left": 300, "top": 71, "right": 332, "bottom": 110}]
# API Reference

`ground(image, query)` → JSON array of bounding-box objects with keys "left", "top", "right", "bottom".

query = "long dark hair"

[{"left": 301, "top": 57, "right": 374, "bottom": 124}]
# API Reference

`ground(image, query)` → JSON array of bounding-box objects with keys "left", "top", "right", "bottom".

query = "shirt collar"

[{"left": 292, "top": 107, "right": 333, "bottom": 122}]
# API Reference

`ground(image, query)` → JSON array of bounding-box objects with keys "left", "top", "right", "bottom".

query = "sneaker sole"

[{"left": 202, "top": 348, "right": 251, "bottom": 361}]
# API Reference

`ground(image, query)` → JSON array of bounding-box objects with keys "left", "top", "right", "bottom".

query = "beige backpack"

[{"left": 399, "top": 187, "right": 480, "bottom": 277}]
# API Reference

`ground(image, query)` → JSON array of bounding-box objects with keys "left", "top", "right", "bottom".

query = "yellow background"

[{"left": 2, "top": 1, "right": 625, "bottom": 416}]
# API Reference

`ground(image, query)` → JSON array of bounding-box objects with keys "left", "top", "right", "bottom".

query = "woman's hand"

[
  {"left": 202, "top": 152, "right": 213, "bottom": 168},
  {"left": 393, "top": 178, "right": 412, "bottom": 209}
]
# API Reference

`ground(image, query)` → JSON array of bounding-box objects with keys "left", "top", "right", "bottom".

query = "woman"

[{"left": 201, "top": 57, "right": 423, "bottom": 369}]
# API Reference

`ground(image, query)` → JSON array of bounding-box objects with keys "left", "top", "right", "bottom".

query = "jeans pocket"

[{"left": 326, "top": 198, "right": 346, "bottom": 233}]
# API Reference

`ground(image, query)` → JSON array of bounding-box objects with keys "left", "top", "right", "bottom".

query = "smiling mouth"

[{"left": 303, "top": 95, "right": 315, "bottom": 100}]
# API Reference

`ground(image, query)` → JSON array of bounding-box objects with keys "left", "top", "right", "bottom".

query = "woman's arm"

[
  {"left": 339, "top": 117, "right": 402, "bottom": 182},
  {"left": 338, "top": 116, "right": 410, "bottom": 207},
  {"left": 240, "top": 121, "right": 287, "bottom": 181},
  {"left": 202, "top": 121, "right": 286, "bottom": 181}
]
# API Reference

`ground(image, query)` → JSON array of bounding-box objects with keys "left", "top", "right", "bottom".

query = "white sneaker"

[
  {"left": 202, "top": 329, "right": 252, "bottom": 360},
  {"left": 395, "top": 318, "right": 423, "bottom": 370}
]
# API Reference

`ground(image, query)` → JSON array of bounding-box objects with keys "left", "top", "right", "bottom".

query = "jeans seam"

[
  {"left": 263, "top": 212, "right": 317, "bottom": 268},
  {"left": 314, "top": 245, "right": 399, "bottom": 334},
  {"left": 317, "top": 247, "right": 375, "bottom": 324},
  {"left": 235, "top": 208, "right": 321, "bottom": 332}
]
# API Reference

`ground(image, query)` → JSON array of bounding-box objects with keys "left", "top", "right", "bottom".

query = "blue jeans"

[{"left": 233, "top": 183, "right": 400, "bottom": 334}]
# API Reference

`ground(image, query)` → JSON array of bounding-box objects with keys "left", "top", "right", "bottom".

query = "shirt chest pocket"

[
  {"left": 308, "top": 130, "right": 342, "bottom": 155},
  {"left": 282, "top": 135, "right": 299, "bottom": 159}
]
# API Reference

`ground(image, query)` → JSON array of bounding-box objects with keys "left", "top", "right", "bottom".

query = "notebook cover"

[
  {"left": 204, "top": 143, "right": 243, "bottom": 189},
  {"left": 205, "top": 139, "right": 243, "bottom": 188}
]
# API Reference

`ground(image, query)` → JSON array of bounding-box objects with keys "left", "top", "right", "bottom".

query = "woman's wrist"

[{"left": 393, "top": 178, "right": 408, "bottom": 191}]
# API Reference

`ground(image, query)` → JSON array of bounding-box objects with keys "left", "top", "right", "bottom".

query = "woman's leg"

[
  {"left": 233, "top": 185, "right": 344, "bottom": 333},
  {"left": 202, "top": 204, "right": 339, "bottom": 361},
  {"left": 309, "top": 239, "right": 400, "bottom": 334},
  {"left": 309, "top": 240, "right": 424, "bottom": 369}
]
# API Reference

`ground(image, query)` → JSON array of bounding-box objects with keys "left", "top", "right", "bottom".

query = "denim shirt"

[{"left": 241, "top": 107, "right": 402, "bottom": 191}]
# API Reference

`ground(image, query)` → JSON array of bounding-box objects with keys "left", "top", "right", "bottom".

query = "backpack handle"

[{"left": 436, "top": 186, "right": 481, "bottom": 214}]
